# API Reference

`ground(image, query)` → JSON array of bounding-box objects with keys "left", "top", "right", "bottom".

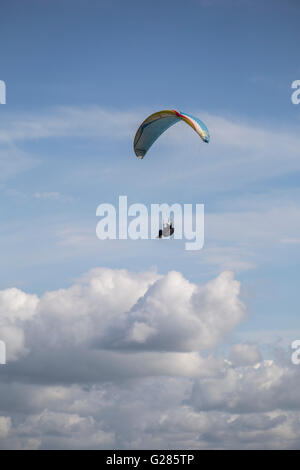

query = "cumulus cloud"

[
  {"left": 0, "top": 267, "right": 299, "bottom": 449},
  {"left": 104, "top": 270, "right": 246, "bottom": 352},
  {"left": 0, "top": 268, "right": 245, "bottom": 396},
  {"left": 0, "top": 288, "right": 38, "bottom": 360},
  {"left": 0, "top": 268, "right": 245, "bottom": 381},
  {"left": 188, "top": 358, "right": 300, "bottom": 414}
]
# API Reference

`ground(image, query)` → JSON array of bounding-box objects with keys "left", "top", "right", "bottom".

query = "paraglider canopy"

[{"left": 134, "top": 109, "right": 210, "bottom": 159}]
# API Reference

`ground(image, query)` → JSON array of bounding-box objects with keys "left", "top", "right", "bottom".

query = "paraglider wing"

[{"left": 134, "top": 109, "right": 210, "bottom": 159}]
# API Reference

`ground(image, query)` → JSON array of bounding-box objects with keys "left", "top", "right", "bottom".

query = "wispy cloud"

[
  {"left": 1, "top": 105, "right": 300, "bottom": 194},
  {"left": 34, "top": 192, "right": 74, "bottom": 202},
  {"left": 0, "top": 146, "right": 38, "bottom": 182},
  {"left": 0, "top": 106, "right": 141, "bottom": 144}
]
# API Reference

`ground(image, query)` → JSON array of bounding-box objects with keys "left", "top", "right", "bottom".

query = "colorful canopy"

[{"left": 134, "top": 109, "right": 210, "bottom": 159}]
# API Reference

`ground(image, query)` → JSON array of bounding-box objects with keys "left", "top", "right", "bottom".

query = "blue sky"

[
  {"left": 1, "top": 0, "right": 300, "bottom": 451},
  {"left": 1, "top": 0, "right": 299, "bottom": 116},
  {"left": 1, "top": 1, "right": 300, "bottom": 338}
]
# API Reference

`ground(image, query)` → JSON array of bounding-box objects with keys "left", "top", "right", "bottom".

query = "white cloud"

[
  {"left": 0, "top": 106, "right": 141, "bottom": 144},
  {"left": 0, "top": 266, "right": 299, "bottom": 449},
  {"left": 114, "top": 270, "right": 246, "bottom": 352},
  {"left": 0, "top": 288, "right": 38, "bottom": 360},
  {"left": 188, "top": 358, "right": 300, "bottom": 415},
  {"left": 15, "top": 268, "right": 245, "bottom": 358},
  {"left": 0, "top": 268, "right": 244, "bottom": 389}
]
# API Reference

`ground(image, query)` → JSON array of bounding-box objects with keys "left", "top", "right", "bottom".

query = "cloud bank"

[{"left": 0, "top": 267, "right": 299, "bottom": 449}]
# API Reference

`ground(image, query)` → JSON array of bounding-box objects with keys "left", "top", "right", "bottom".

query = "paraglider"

[
  {"left": 157, "top": 220, "right": 174, "bottom": 239},
  {"left": 134, "top": 109, "right": 210, "bottom": 159}
]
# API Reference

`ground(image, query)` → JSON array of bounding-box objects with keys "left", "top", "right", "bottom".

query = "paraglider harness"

[{"left": 158, "top": 220, "right": 174, "bottom": 239}]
